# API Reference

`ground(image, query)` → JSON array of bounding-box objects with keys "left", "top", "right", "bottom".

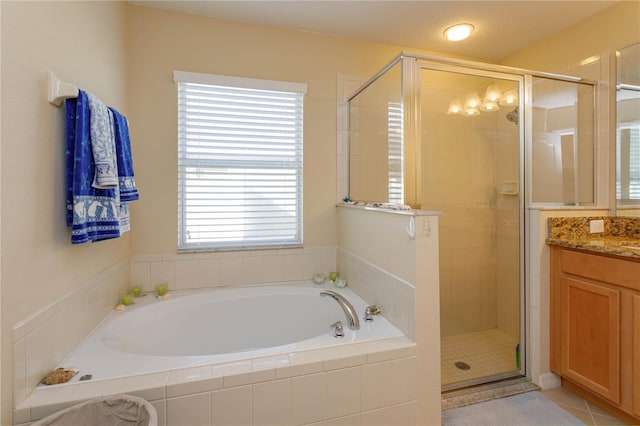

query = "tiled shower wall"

[{"left": 420, "top": 78, "right": 517, "bottom": 337}]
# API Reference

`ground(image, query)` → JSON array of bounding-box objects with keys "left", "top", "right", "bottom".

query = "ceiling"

[{"left": 131, "top": 0, "right": 618, "bottom": 62}]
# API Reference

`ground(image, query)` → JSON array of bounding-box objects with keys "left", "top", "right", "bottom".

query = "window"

[
  {"left": 387, "top": 102, "right": 404, "bottom": 205},
  {"left": 617, "top": 126, "right": 640, "bottom": 202},
  {"left": 174, "top": 71, "right": 306, "bottom": 251}
]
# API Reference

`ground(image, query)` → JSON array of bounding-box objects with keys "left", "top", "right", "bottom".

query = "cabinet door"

[
  {"left": 634, "top": 294, "right": 640, "bottom": 417},
  {"left": 561, "top": 277, "right": 621, "bottom": 404}
]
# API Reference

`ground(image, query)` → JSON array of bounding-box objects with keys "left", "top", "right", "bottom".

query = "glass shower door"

[{"left": 418, "top": 65, "right": 524, "bottom": 390}]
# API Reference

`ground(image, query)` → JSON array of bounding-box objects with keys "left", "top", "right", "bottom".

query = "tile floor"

[
  {"left": 541, "top": 386, "right": 631, "bottom": 426},
  {"left": 441, "top": 327, "right": 631, "bottom": 424},
  {"left": 442, "top": 328, "right": 519, "bottom": 386}
]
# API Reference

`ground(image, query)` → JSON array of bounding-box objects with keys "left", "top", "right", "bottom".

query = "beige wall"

[
  {"left": 502, "top": 1, "right": 640, "bottom": 72},
  {"left": 125, "top": 5, "right": 422, "bottom": 255},
  {"left": 0, "top": 1, "right": 129, "bottom": 422}
]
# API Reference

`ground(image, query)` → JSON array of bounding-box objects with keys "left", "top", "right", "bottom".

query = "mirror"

[
  {"left": 616, "top": 43, "right": 640, "bottom": 216},
  {"left": 531, "top": 77, "right": 596, "bottom": 205}
]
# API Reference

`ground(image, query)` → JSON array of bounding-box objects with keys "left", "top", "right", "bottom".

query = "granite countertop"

[{"left": 545, "top": 216, "right": 640, "bottom": 259}]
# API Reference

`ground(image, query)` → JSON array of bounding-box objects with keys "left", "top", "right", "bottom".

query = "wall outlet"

[{"left": 589, "top": 219, "right": 605, "bottom": 234}]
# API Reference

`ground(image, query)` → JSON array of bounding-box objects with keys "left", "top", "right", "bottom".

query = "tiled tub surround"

[
  {"left": 14, "top": 337, "right": 416, "bottom": 426},
  {"left": 12, "top": 245, "right": 423, "bottom": 425},
  {"left": 12, "top": 258, "right": 131, "bottom": 410},
  {"left": 337, "top": 248, "right": 415, "bottom": 339},
  {"left": 12, "top": 248, "right": 337, "bottom": 412},
  {"left": 130, "top": 247, "right": 338, "bottom": 294},
  {"left": 546, "top": 216, "right": 640, "bottom": 258}
]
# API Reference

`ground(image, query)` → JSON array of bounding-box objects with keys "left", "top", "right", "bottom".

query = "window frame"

[{"left": 174, "top": 71, "right": 306, "bottom": 252}]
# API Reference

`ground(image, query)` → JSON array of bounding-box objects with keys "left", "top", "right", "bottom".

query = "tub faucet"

[{"left": 319, "top": 290, "right": 360, "bottom": 330}]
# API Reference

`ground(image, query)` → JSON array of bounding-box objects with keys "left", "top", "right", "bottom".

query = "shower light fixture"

[
  {"left": 480, "top": 101, "right": 499, "bottom": 112},
  {"left": 499, "top": 89, "right": 518, "bottom": 106},
  {"left": 447, "top": 99, "right": 463, "bottom": 114},
  {"left": 484, "top": 85, "right": 502, "bottom": 103},
  {"left": 464, "top": 92, "right": 482, "bottom": 109},
  {"left": 444, "top": 23, "right": 474, "bottom": 41},
  {"left": 464, "top": 107, "right": 480, "bottom": 117},
  {"left": 448, "top": 84, "right": 518, "bottom": 117}
]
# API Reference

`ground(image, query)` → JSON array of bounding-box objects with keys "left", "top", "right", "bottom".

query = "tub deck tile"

[
  {"left": 166, "top": 374, "right": 222, "bottom": 399},
  {"left": 276, "top": 359, "right": 324, "bottom": 379},
  {"left": 211, "top": 360, "right": 251, "bottom": 377},
  {"left": 252, "top": 354, "right": 290, "bottom": 371},
  {"left": 121, "top": 371, "right": 170, "bottom": 401},
  {"left": 223, "top": 367, "right": 276, "bottom": 388},
  {"left": 363, "top": 338, "right": 416, "bottom": 364},
  {"left": 167, "top": 365, "right": 213, "bottom": 383}
]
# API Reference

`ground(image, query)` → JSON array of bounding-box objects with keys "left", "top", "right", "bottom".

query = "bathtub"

[
  {"left": 16, "top": 281, "right": 418, "bottom": 425},
  {"left": 57, "top": 281, "right": 405, "bottom": 382}
]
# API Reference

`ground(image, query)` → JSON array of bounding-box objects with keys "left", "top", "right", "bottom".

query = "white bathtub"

[{"left": 58, "top": 281, "right": 404, "bottom": 381}]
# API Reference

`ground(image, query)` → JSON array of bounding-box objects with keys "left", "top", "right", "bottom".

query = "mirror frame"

[{"left": 613, "top": 43, "right": 640, "bottom": 216}]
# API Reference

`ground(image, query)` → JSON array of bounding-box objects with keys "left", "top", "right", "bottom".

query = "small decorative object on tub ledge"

[
  {"left": 41, "top": 368, "right": 78, "bottom": 385},
  {"left": 115, "top": 303, "right": 126, "bottom": 311},
  {"left": 155, "top": 283, "right": 170, "bottom": 298},
  {"left": 121, "top": 294, "right": 133, "bottom": 306},
  {"left": 329, "top": 271, "right": 338, "bottom": 282},
  {"left": 335, "top": 276, "right": 347, "bottom": 288},
  {"left": 312, "top": 273, "right": 325, "bottom": 284},
  {"left": 340, "top": 198, "right": 412, "bottom": 210},
  {"left": 131, "top": 286, "right": 142, "bottom": 297},
  {"left": 364, "top": 305, "right": 381, "bottom": 321}
]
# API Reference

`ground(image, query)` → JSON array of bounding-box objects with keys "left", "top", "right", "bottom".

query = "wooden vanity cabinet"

[
  {"left": 550, "top": 245, "right": 640, "bottom": 423},
  {"left": 635, "top": 294, "right": 640, "bottom": 417}
]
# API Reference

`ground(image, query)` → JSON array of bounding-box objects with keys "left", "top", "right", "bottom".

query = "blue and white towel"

[
  {"left": 109, "top": 107, "right": 139, "bottom": 202},
  {"left": 65, "top": 90, "right": 139, "bottom": 244},
  {"left": 86, "top": 92, "right": 118, "bottom": 189},
  {"left": 109, "top": 106, "right": 139, "bottom": 234}
]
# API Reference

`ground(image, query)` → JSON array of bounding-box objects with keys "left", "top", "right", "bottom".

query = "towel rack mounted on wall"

[{"left": 48, "top": 72, "right": 79, "bottom": 107}]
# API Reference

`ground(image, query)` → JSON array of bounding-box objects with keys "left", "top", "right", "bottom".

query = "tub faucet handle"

[
  {"left": 364, "top": 305, "right": 381, "bottom": 321},
  {"left": 319, "top": 290, "right": 360, "bottom": 330},
  {"left": 330, "top": 321, "right": 344, "bottom": 337}
]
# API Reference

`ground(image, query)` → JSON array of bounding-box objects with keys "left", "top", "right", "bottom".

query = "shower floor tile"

[{"left": 442, "top": 328, "right": 519, "bottom": 386}]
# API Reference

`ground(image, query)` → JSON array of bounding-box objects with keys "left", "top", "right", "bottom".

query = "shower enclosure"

[{"left": 347, "top": 52, "right": 595, "bottom": 391}]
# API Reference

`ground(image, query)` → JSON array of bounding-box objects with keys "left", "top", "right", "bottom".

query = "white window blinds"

[
  {"left": 617, "top": 126, "right": 640, "bottom": 202},
  {"left": 174, "top": 71, "right": 306, "bottom": 251},
  {"left": 387, "top": 102, "right": 404, "bottom": 205}
]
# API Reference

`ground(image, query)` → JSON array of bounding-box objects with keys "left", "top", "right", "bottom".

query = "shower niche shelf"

[{"left": 499, "top": 182, "right": 519, "bottom": 195}]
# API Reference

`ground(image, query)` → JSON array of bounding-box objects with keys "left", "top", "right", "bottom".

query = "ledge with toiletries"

[{"left": 312, "top": 271, "right": 348, "bottom": 287}]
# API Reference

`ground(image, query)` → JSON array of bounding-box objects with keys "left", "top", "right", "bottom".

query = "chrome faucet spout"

[{"left": 320, "top": 290, "right": 360, "bottom": 330}]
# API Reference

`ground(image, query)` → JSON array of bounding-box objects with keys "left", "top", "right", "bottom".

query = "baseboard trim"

[{"left": 537, "top": 372, "right": 561, "bottom": 390}]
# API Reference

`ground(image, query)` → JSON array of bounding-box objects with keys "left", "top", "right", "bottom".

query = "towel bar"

[{"left": 48, "top": 72, "right": 79, "bottom": 106}]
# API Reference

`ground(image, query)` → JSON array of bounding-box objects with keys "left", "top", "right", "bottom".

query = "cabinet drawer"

[{"left": 560, "top": 249, "right": 640, "bottom": 291}]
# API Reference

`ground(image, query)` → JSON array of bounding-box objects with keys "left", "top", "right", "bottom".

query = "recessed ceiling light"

[{"left": 444, "top": 24, "right": 474, "bottom": 42}]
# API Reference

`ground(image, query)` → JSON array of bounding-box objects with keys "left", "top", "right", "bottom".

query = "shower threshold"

[{"left": 441, "top": 376, "right": 538, "bottom": 410}]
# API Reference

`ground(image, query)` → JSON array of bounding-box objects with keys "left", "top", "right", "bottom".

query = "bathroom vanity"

[{"left": 548, "top": 217, "right": 640, "bottom": 424}]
